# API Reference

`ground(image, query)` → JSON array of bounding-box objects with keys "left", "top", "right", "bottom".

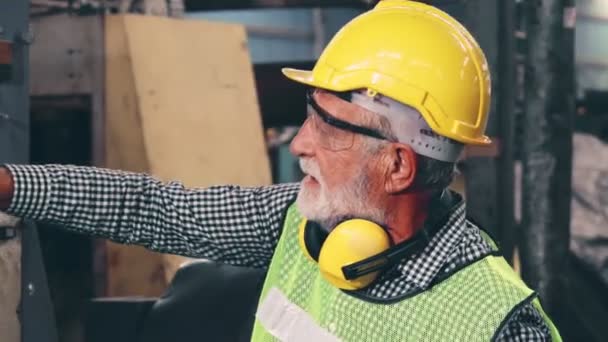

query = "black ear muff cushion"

[{"left": 303, "top": 221, "right": 328, "bottom": 262}]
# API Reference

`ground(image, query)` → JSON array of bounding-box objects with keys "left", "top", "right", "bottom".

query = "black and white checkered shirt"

[{"left": 5, "top": 164, "right": 552, "bottom": 341}]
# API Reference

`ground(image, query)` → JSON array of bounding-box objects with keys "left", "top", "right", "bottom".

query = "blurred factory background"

[{"left": 0, "top": 0, "right": 607, "bottom": 341}]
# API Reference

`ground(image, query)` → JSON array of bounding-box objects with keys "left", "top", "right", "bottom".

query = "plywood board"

[
  {"left": 123, "top": 14, "right": 270, "bottom": 187},
  {"left": 104, "top": 15, "right": 271, "bottom": 296},
  {"left": 104, "top": 15, "right": 166, "bottom": 297}
]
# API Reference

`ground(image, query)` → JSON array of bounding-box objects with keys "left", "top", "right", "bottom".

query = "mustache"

[{"left": 299, "top": 158, "right": 321, "bottom": 180}]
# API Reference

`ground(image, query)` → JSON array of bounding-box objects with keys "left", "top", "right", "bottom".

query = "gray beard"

[{"left": 295, "top": 173, "right": 386, "bottom": 233}]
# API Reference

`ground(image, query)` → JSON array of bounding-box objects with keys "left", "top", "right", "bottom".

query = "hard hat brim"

[
  {"left": 280, "top": 69, "right": 493, "bottom": 146},
  {"left": 281, "top": 68, "right": 318, "bottom": 88}
]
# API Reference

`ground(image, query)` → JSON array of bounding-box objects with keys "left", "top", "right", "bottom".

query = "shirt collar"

[{"left": 396, "top": 191, "right": 467, "bottom": 290}]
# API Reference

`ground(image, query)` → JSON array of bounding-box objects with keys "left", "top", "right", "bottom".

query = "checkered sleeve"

[
  {"left": 4, "top": 164, "right": 300, "bottom": 268},
  {"left": 494, "top": 302, "right": 552, "bottom": 341}
]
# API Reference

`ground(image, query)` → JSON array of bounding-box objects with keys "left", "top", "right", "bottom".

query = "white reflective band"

[
  {"left": 350, "top": 90, "right": 464, "bottom": 162},
  {"left": 256, "top": 287, "right": 342, "bottom": 342}
]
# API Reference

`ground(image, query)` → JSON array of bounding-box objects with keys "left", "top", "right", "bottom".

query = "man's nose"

[{"left": 289, "top": 119, "right": 315, "bottom": 158}]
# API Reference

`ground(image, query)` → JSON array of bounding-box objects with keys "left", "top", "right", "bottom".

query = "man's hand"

[
  {"left": 0, "top": 167, "right": 14, "bottom": 211},
  {"left": 0, "top": 167, "right": 20, "bottom": 229},
  {"left": 0, "top": 211, "right": 19, "bottom": 228}
]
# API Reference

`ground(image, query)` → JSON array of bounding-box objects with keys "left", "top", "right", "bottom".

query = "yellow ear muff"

[{"left": 318, "top": 219, "right": 390, "bottom": 290}]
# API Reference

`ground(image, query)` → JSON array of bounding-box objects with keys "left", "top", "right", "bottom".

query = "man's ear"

[{"left": 384, "top": 143, "right": 417, "bottom": 194}]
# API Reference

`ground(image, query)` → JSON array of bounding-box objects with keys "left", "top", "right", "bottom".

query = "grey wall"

[
  {"left": 186, "top": 7, "right": 362, "bottom": 63},
  {"left": 0, "top": 1, "right": 30, "bottom": 341}
]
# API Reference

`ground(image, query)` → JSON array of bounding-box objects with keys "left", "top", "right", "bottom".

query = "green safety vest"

[{"left": 251, "top": 204, "right": 561, "bottom": 341}]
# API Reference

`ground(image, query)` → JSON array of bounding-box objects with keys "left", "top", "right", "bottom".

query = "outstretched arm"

[{"left": 1, "top": 164, "right": 300, "bottom": 268}]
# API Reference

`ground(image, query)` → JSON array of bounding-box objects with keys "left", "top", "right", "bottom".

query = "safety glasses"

[{"left": 305, "top": 90, "right": 392, "bottom": 151}]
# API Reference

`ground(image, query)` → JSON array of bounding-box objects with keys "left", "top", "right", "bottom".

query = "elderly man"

[{"left": 0, "top": 1, "right": 560, "bottom": 341}]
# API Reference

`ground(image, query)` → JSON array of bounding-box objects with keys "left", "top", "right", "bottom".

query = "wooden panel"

[
  {"left": 104, "top": 15, "right": 166, "bottom": 297},
  {"left": 122, "top": 14, "right": 270, "bottom": 187},
  {"left": 104, "top": 15, "right": 271, "bottom": 296}
]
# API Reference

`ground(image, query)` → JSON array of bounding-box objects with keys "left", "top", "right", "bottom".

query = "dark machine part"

[
  {"left": 494, "top": 0, "right": 516, "bottom": 263},
  {"left": 461, "top": 0, "right": 517, "bottom": 262},
  {"left": 520, "top": 0, "right": 575, "bottom": 319},
  {"left": 0, "top": 227, "right": 17, "bottom": 239},
  {"left": 0, "top": 1, "right": 59, "bottom": 341},
  {"left": 575, "top": 90, "right": 608, "bottom": 142},
  {"left": 21, "top": 221, "right": 59, "bottom": 342},
  {"left": 85, "top": 261, "right": 266, "bottom": 342},
  {"left": 0, "top": 0, "right": 29, "bottom": 238},
  {"left": 459, "top": 0, "right": 518, "bottom": 261}
]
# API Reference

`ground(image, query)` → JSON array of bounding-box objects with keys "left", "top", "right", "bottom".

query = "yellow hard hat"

[{"left": 282, "top": 0, "right": 492, "bottom": 145}]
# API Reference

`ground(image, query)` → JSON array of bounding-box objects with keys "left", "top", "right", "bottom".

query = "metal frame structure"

[
  {"left": 0, "top": 1, "right": 59, "bottom": 341},
  {"left": 21, "top": 221, "right": 59, "bottom": 342},
  {"left": 520, "top": 0, "right": 574, "bottom": 329}
]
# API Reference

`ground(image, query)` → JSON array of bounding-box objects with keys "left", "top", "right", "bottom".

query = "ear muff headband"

[
  {"left": 341, "top": 232, "right": 429, "bottom": 280},
  {"left": 341, "top": 191, "right": 454, "bottom": 282},
  {"left": 299, "top": 220, "right": 328, "bottom": 261}
]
